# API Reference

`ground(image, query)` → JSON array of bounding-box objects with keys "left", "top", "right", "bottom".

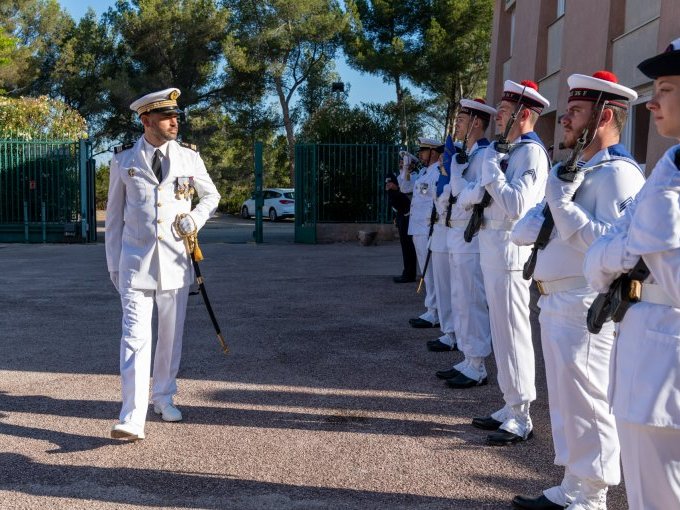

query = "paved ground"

[{"left": 0, "top": 214, "right": 628, "bottom": 509}]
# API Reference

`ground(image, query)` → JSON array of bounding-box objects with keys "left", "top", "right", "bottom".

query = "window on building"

[{"left": 620, "top": 98, "right": 651, "bottom": 170}]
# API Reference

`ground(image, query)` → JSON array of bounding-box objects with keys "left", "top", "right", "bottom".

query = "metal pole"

[
  {"left": 79, "top": 139, "right": 88, "bottom": 240},
  {"left": 41, "top": 201, "right": 46, "bottom": 243},
  {"left": 253, "top": 141, "right": 263, "bottom": 244},
  {"left": 23, "top": 200, "right": 28, "bottom": 242}
]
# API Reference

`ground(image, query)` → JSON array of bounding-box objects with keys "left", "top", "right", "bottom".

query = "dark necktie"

[{"left": 152, "top": 149, "right": 162, "bottom": 182}]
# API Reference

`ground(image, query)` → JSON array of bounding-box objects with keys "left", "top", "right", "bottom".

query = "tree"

[
  {"left": 0, "top": 95, "right": 87, "bottom": 140},
  {"left": 414, "top": 0, "right": 493, "bottom": 134},
  {"left": 102, "top": 0, "right": 230, "bottom": 142},
  {"left": 224, "top": 0, "right": 348, "bottom": 181},
  {"left": 0, "top": 0, "right": 75, "bottom": 96},
  {"left": 343, "top": 0, "right": 426, "bottom": 145}
]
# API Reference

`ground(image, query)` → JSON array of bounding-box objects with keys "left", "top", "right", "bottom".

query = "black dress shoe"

[
  {"left": 393, "top": 275, "right": 416, "bottom": 283},
  {"left": 511, "top": 494, "right": 565, "bottom": 509},
  {"left": 487, "top": 429, "right": 534, "bottom": 446},
  {"left": 471, "top": 416, "right": 503, "bottom": 430},
  {"left": 409, "top": 318, "right": 438, "bottom": 328},
  {"left": 435, "top": 367, "right": 461, "bottom": 379},
  {"left": 426, "top": 339, "right": 455, "bottom": 352},
  {"left": 446, "top": 373, "right": 488, "bottom": 389}
]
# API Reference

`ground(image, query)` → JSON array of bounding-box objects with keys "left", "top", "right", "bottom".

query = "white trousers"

[
  {"left": 432, "top": 250, "right": 454, "bottom": 335},
  {"left": 481, "top": 266, "right": 535, "bottom": 405},
  {"left": 413, "top": 234, "right": 437, "bottom": 315},
  {"left": 119, "top": 286, "right": 189, "bottom": 430},
  {"left": 539, "top": 290, "right": 620, "bottom": 486},
  {"left": 449, "top": 252, "right": 491, "bottom": 358},
  {"left": 618, "top": 419, "right": 680, "bottom": 510}
]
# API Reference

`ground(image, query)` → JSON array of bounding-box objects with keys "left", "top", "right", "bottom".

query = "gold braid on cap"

[{"left": 137, "top": 99, "right": 178, "bottom": 115}]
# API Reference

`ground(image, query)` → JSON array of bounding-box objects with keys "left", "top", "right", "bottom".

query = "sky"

[{"left": 57, "top": 0, "right": 404, "bottom": 107}]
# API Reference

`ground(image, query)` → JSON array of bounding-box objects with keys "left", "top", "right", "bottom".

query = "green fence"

[
  {"left": 0, "top": 138, "right": 96, "bottom": 243},
  {"left": 295, "top": 143, "right": 401, "bottom": 243}
]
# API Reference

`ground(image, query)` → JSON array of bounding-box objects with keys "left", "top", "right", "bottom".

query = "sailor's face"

[
  {"left": 417, "top": 148, "right": 430, "bottom": 165},
  {"left": 647, "top": 76, "right": 680, "bottom": 139},
  {"left": 454, "top": 113, "right": 470, "bottom": 140},
  {"left": 561, "top": 100, "right": 594, "bottom": 149},
  {"left": 495, "top": 101, "right": 514, "bottom": 135}
]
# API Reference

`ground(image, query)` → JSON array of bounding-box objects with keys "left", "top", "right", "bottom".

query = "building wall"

[{"left": 487, "top": 0, "right": 680, "bottom": 170}]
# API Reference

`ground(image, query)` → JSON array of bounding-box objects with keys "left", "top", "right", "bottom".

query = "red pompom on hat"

[
  {"left": 520, "top": 80, "right": 539, "bottom": 91},
  {"left": 592, "top": 70, "right": 618, "bottom": 83},
  {"left": 473, "top": 98, "right": 486, "bottom": 104}
]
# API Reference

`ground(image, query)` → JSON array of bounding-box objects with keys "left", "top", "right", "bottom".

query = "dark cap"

[{"left": 638, "top": 37, "right": 680, "bottom": 79}]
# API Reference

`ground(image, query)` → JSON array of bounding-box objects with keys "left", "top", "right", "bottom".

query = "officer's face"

[
  {"left": 647, "top": 75, "right": 680, "bottom": 139},
  {"left": 494, "top": 101, "right": 514, "bottom": 135},
  {"left": 560, "top": 100, "right": 593, "bottom": 149},
  {"left": 142, "top": 112, "right": 179, "bottom": 142},
  {"left": 453, "top": 113, "right": 470, "bottom": 140},
  {"left": 417, "top": 148, "right": 430, "bottom": 165}
]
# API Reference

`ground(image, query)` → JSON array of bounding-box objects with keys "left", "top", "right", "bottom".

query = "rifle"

[
  {"left": 464, "top": 89, "right": 527, "bottom": 242},
  {"left": 417, "top": 203, "right": 438, "bottom": 294},
  {"left": 445, "top": 115, "right": 478, "bottom": 225},
  {"left": 587, "top": 258, "right": 649, "bottom": 334},
  {"left": 522, "top": 94, "right": 607, "bottom": 279}
]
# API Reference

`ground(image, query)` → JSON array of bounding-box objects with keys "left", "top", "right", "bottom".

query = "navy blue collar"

[{"left": 520, "top": 131, "right": 545, "bottom": 148}]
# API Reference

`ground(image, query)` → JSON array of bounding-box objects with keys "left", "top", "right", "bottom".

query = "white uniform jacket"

[
  {"left": 105, "top": 137, "right": 221, "bottom": 291},
  {"left": 407, "top": 162, "right": 440, "bottom": 236},
  {"left": 459, "top": 133, "right": 550, "bottom": 269},
  {"left": 513, "top": 144, "right": 645, "bottom": 282},
  {"left": 584, "top": 145, "right": 680, "bottom": 428},
  {"left": 443, "top": 139, "right": 490, "bottom": 254}
]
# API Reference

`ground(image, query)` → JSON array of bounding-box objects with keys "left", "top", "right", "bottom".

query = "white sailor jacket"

[{"left": 105, "top": 137, "right": 220, "bottom": 291}]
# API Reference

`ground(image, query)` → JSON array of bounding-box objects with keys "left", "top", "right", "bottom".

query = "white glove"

[
  {"left": 480, "top": 144, "right": 506, "bottom": 186},
  {"left": 178, "top": 214, "right": 196, "bottom": 234},
  {"left": 604, "top": 233, "right": 638, "bottom": 273},
  {"left": 457, "top": 183, "right": 485, "bottom": 211},
  {"left": 436, "top": 186, "right": 451, "bottom": 216},
  {"left": 545, "top": 168, "right": 584, "bottom": 205},
  {"left": 510, "top": 206, "right": 546, "bottom": 246},
  {"left": 449, "top": 158, "right": 468, "bottom": 178},
  {"left": 109, "top": 271, "right": 120, "bottom": 292}
]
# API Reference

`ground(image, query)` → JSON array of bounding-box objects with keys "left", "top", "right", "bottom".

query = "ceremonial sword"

[{"left": 175, "top": 213, "right": 229, "bottom": 354}]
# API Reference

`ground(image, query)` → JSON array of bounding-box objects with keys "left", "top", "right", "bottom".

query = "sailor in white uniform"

[
  {"left": 511, "top": 72, "right": 644, "bottom": 510},
  {"left": 106, "top": 88, "right": 220, "bottom": 440},
  {"left": 434, "top": 98, "right": 495, "bottom": 387},
  {"left": 400, "top": 138, "right": 444, "bottom": 329},
  {"left": 458, "top": 80, "right": 550, "bottom": 445},
  {"left": 584, "top": 39, "right": 680, "bottom": 510}
]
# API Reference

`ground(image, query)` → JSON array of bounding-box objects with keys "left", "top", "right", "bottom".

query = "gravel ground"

[{"left": 0, "top": 221, "right": 628, "bottom": 509}]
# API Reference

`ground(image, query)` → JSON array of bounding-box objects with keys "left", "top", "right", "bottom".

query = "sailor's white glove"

[
  {"left": 178, "top": 214, "right": 196, "bottom": 234},
  {"left": 545, "top": 167, "right": 584, "bottom": 205},
  {"left": 435, "top": 186, "right": 451, "bottom": 216},
  {"left": 109, "top": 271, "right": 120, "bottom": 292}
]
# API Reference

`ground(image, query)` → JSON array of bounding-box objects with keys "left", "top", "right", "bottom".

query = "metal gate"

[
  {"left": 0, "top": 138, "right": 96, "bottom": 243},
  {"left": 294, "top": 143, "right": 401, "bottom": 244}
]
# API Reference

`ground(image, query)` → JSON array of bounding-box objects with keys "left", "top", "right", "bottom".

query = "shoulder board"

[
  {"left": 113, "top": 143, "right": 133, "bottom": 154},
  {"left": 179, "top": 142, "right": 198, "bottom": 152}
]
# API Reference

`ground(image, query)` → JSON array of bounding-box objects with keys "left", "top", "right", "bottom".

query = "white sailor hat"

[
  {"left": 567, "top": 71, "right": 637, "bottom": 109},
  {"left": 638, "top": 37, "right": 680, "bottom": 79},
  {"left": 459, "top": 98, "right": 496, "bottom": 120},
  {"left": 129, "top": 88, "right": 183, "bottom": 116},
  {"left": 502, "top": 80, "right": 549, "bottom": 113},
  {"left": 417, "top": 137, "right": 445, "bottom": 152}
]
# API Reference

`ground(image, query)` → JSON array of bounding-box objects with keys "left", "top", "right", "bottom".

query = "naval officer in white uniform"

[
  {"left": 106, "top": 88, "right": 220, "bottom": 440},
  {"left": 584, "top": 39, "right": 680, "bottom": 510},
  {"left": 511, "top": 71, "right": 644, "bottom": 510}
]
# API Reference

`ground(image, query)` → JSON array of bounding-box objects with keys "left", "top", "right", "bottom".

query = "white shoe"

[
  {"left": 153, "top": 403, "right": 182, "bottom": 422},
  {"left": 111, "top": 422, "right": 145, "bottom": 440}
]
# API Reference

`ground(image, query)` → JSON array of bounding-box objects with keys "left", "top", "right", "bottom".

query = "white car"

[{"left": 240, "top": 188, "right": 295, "bottom": 221}]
